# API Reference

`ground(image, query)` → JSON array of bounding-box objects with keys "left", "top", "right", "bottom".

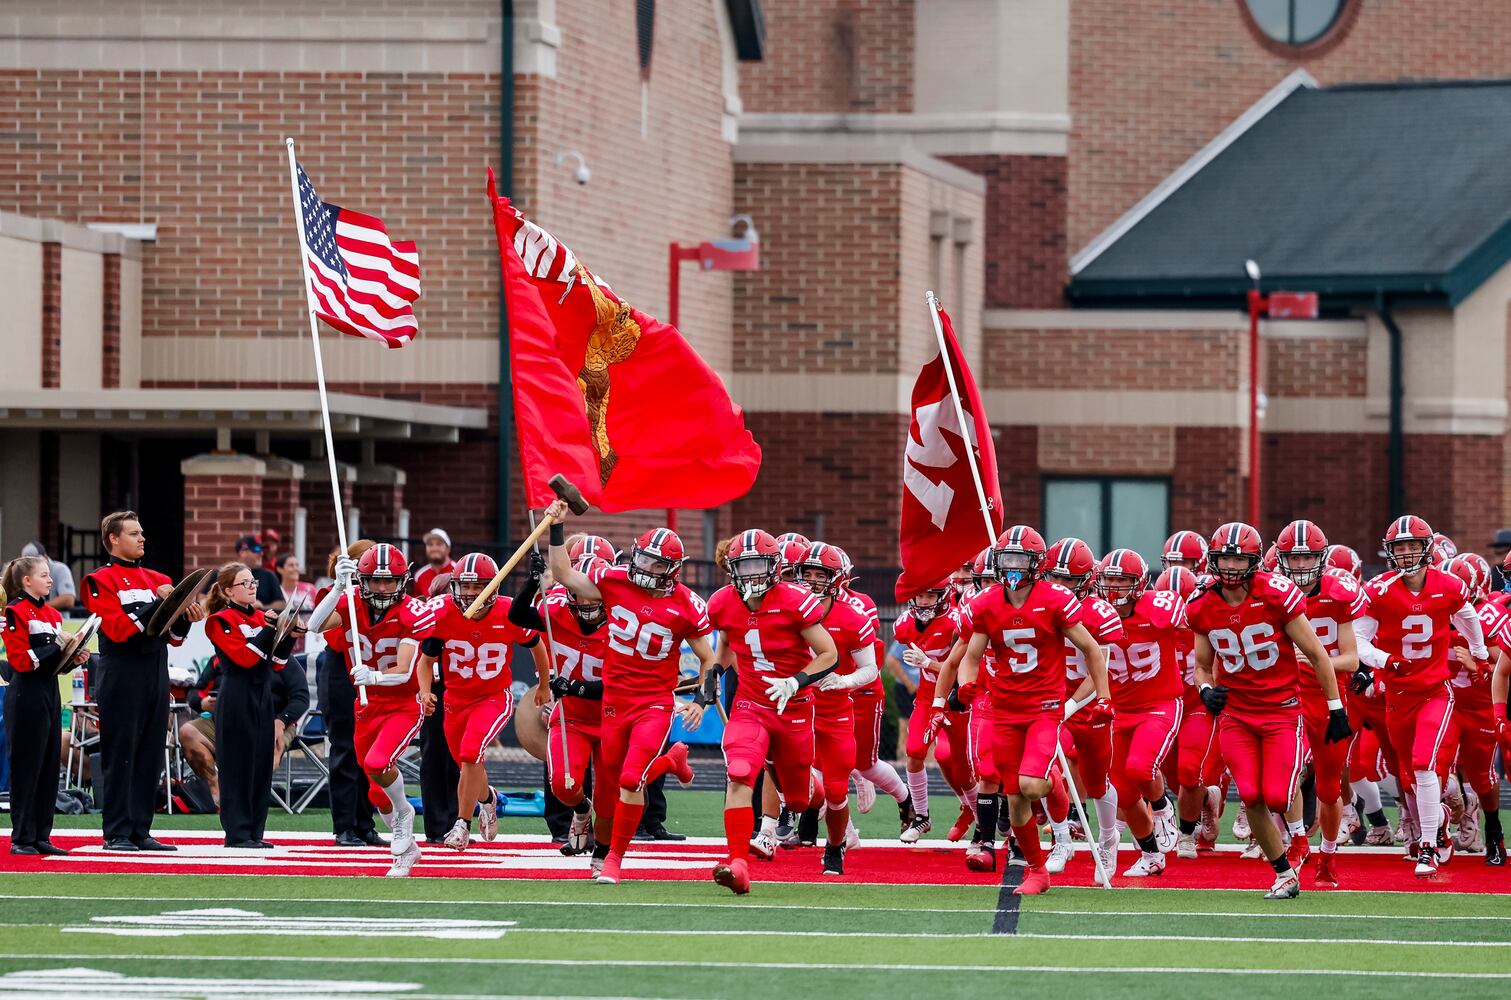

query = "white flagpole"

[
  {"left": 285, "top": 137, "right": 367, "bottom": 706},
  {"left": 924, "top": 290, "right": 1110, "bottom": 889},
  {"left": 526, "top": 507, "right": 571, "bottom": 788}
]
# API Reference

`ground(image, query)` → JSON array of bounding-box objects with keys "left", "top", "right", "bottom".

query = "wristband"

[
  {"left": 549, "top": 522, "right": 565, "bottom": 546},
  {"left": 1326, "top": 698, "right": 1344, "bottom": 711},
  {"left": 932, "top": 697, "right": 947, "bottom": 710},
  {"left": 1199, "top": 682, "right": 1212, "bottom": 692},
  {"left": 794, "top": 670, "right": 821, "bottom": 690}
]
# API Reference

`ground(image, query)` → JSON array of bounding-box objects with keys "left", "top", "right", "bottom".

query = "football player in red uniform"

[
  {"left": 1160, "top": 565, "right": 1226, "bottom": 857},
  {"left": 1161, "top": 531, "right": 1209, "bottom": 574},
  {"left": 309, "top": 543, "right": 438, "bottom": 877},
  {"left": 1443, "top": 554, "right": 1509, "bottom": 865},
  {"left": 1186, "top": 523, "right": 1348, "bottom": 899},
  {"left": 706, "top": 530, "right": 839, "bottom": 891},
  {"left": 418, "top": 553, "right": 547, "bottom": 852},
  {"left": 1492, "top": 634, "right": 1511, "bottom": 861},
  {"left": 1097, "top": 549, "right": 1187, "bottom": 878},
  {"left": 1354, "top": 516, "right": 1488, "bottom": 876},
  {"left": 896, "top": 581, "right": 969, "bottom": 843},
  {"left": 545, "top": 507, "right": 718, "bottom": 886},
  {"left": 1274, "top": 520, "right": 1367, "bottom": 887},
  {"left": 958, "top": 526, "right": 1111, "bottom": 896}
]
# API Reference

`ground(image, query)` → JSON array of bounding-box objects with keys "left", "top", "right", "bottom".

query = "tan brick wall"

[
  {"left": 1070, "top": 0, "right": 1511, "bottom": 252},
  {"left": 986, "top": 326, "right": 1243, "bottom": 390},
  {"left": 742, "top": 0, "right": 915, "bottom": 114},
  {"left": 1038, "top": 425, "right": 1175, "bottom": 474},
  {"left": 1265, "top": 333, "right": 1368, "bottom": 398}
]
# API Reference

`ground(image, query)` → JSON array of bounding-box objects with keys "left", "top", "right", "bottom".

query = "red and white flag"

[
  {"left": 296, "top": 163, "right": 420, "bottom": 348},
  {"left": 895, "top": 302, "right": 1004, "bottom": 602}
]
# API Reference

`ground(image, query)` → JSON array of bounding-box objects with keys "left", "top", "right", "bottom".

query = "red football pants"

[
  {"left": 1454, "top": 707, "right": 1502, "bottom": 797},
  {"left": 1061, "top": 713, "right": 1113, "bottom": 798},
  {"left": 1111, "top": 700, "right": 1182, "bottom": 804},
  {"left": 444, "top": 694, "right": 514, "bottom": 765},
  {"left": 1176, "top": 702, "right": 1225, "bottom": 788},
  {"left": 1300, "top": 694, "right": 1350, "bottom": 806},
  {"left": 1349, "top": 693, "right": 1399, "bottom": 780},
  {"left": 600, "top": 698, "right": 674, "bottom": 794},
  {"left": 993, "top": 713, "right": 1062, "bottom": 796},
  {"left": 1219, "top": 709, "right": 1304, "bottom": 814},
  {"left": 1385, "top": 689, "right": 1457, "bottom": 791},
  {"left": 850, "top": 688, "right": 885, "bottom": 770},
  {"left": 722, "top": 698, "right": 815, "bottom": 812},
  {"left": 547, "top": 698, "right": 607, "bottom": 805},
  {"left": 815, "top": 706, "right": 858, "bottom": 807},
  {"left": 354, "top": 700, "right": 424, "bottom": 774},
  {"left": 969, "top": 698, "right": 999, "bottom": 785}
]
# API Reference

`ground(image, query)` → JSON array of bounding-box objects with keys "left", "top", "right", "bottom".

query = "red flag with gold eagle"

[{"left": 487, "top": 170, "right": 761, "bottom": 512}]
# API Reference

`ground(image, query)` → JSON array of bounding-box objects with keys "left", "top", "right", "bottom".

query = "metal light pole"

[{"left": 1245, "top": 259, "right": 1264, "bottom": 528}]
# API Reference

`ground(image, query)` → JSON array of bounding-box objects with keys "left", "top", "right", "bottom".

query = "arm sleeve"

[
  {"left": 1354, "top": 614, "right": 1389, "bottom": 670},
  {"left": 2, "top": 609, "right": 36, "bottom": 672},
  {"left": 837, "top": 644, "right": 880, "bottom": 690},
  {"left": 208, "top": 616, "right": 270, "bottom": 669},
  {"left": 84, "top": 573, "right": 159, "bottom": 642},
  {"left": 29, "top": 630, "right": 63, "bottom": 673},
  {"left": 508, "top": 588, "right": 548, "bottom": 631},
  {"left": 277, "top": 663, "right": 311, "bottom": 725},
  {"left": 1452, "top": 602, "right": 1489, "bottom": 659},
  {"left": 420, "top": 636, "right": 443, "bottom": 658}
]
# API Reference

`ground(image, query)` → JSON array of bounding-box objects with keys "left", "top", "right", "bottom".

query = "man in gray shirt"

[{"left": 21, "top": 542, "right": 75, "bottom": 611}]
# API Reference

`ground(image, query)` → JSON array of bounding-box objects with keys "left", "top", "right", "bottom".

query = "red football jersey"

[
  {"left": 708, "top": 582, "right": 826, "bottom": 710},
  {"left": 1185, "top": 571, "right": 1307, "bottom": 715},
  {"left": 959, "top": 579, "right": 1083, "bottom": 718},
  {"left": 1362, "top": 567, "right": 1474, "bottom": 700},
  {"left": 812, "top": 593, "right": 878, "bottom": 715},
  {"left": 428, "top": 596, "right": 536, "bottom": 704},
  {"left": 893, "top": 605, "right": 959, "bottom": 685},
  {"left": 586, "top": 563, "right": 711, "bottom": 699},
  {"left": 1064, "top": 594, "right": 1123, "bottom": 693},
  {"left": 1449, "top": 600, "right": 1511, "bottom": 714},
  {"left": 540, "top": 587, "right": 608, "bottom": 684},
  {"left": 840, "top": 585, "right": 886, "bottom": 696},
  {"left": 323, "top": 595, "right": 439, "bottom": 704},
  {"left": 1299, "top": 571, "right": 1368, "bottom": 696},
  {"left": 1106, "top": 590, "right": 1186, "bottom": 711}
]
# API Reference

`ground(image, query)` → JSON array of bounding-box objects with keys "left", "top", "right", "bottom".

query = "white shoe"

[
  {"left": 389, "top": 799, "right": 416, "bottom": 855},
  {"left": 1122, "top": 851, "right": 1166, "bottom": 877},
  {"left": 1153, "top": 806, "right": 1178, "bottom": 853},
  {"left": 1201, "top": 786, "right": 1223, "bottom": 843},
  {"left": 567, "top": 811, "right": 593, "bottom": 855},
  {"left": 1341, "top": 803, "right": 1361, "bottom": 839},
  {"left": 1175, "top": 832, "right": 1198, "bottom": 859},
  {"left": 1241, "top": 839, "right": 1263, "bottom": 860},
  {"left": 1046, "top": 839, "right": 1073, "bottom": 874},
  {"left": 1264, "top": 869, "right": 1300, "bottom": 899},
  {"left": 1096, "top": 830, "right": 1120, "bottom": 878},
  {"left": 845, "top": 819, "right": 862, "bottom": 852},
  {"left": 750, "top": 831, "right": 778, "bottom": 862},
  {"left": 1232, "top": 805, "right": 1251, "bottom": 841},
  {"left": 442, "top": 819, "right": 470, "bottom": 852},
  {"left": 854, "top": 773, "right": 877, "bottom": 814},
  {"left": 385, "top": 841, "right": 421, "bottom": 878},
  {"left": 477, "top": 790, "right": 499, "bottom": 842}
]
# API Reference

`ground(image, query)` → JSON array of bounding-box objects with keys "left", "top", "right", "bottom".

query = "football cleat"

[
  {"left": 1009, "top": 838, "right": 1027, "bottom": 868},
  {"left": 1286, "top": 834, "right": 1311, "bottom": 871},
  {"left": 712, "top": 857, "right": 751, "bottom": 895},
  {"left": 775, "top": 808, "right": 795, "bottom": 844},
  {"left": 384, "top": 841, "right": 421, "bottom": 878},
  {"left": 1454, "top": 793, "right": 1483, "bottom": 853},
  {"left": 947, "top": 805, "right": 975, "bottom": 842},
  {"left": 1153, "top": 806, "right": 1178, "bottom": 853},
  {"left": 845, "top": 819, "right": 862, "bottom": 852},
  {"left": 442, "top": 819, "right": 470, "bottom": 852},
  {"left": 900, "top": 814, "right": 931, "bottom": 844},
  {"left": 965, "top": 842, "right": 996, "bottom": 872},
  {"left": 1232, "top": 806, "right": 1251, "bottom": 841},
  {"left": 1014, "top": 864, "right": 1051, "bottom": 896},
  {"left": 1315, "top": 852, "right": 1340, "bottom": 888},
  {"left": 1121, "top": 852, "right": 1166, "bottom": 878},
  {"left": 1486, "top": 838, "right": 1507, "bottom": 866},
  {"left": 661, "top": 742, "right": 695, "bottom": 786},
  {"left": 477, "top": 790, "right": 499, "bottom": 842},
  {"left": 589, "top": 844, "right": 609, "bottom": 878},
  {"left": 854, "top": 774, "right": 877, "bottom": 814},
  {"left": 1436, "top": 823, "right": 1455, "bottom": 866},
  {"left": 1200, "top": 786, "right": 1222, "bottom": 844},
  {"left": 1341, "top": 804, "right": 1362, "bottom": 841},
  {"left": 1240, "top": 839, "right": 1263, "bottom": 860},
  {"left": 564, "top": 811, "right": 593, "bottom": 856},
  {"left": 1096, "top": 830, "right": 1120, "bottom": 876},
  {"left": 750, "top": 831, "right": 778, "bottom": 862},
  {"left": 1414, "top": 844, "right": 1440, "bottom": 877},
  {"left": 596, "top": 852, "right": 624, "bottom": 885},
  {"left": 796, "top": 807, "right": 820, "bottom": 847},
  {"left": 1264, "top": 869, "right": 1301, "bottom": 900},
  {"left": 898, "top": 794, "right": 916, "bottom": 833},
  {"left": 389, "top": 799, "right": 417, "bottom": 855},
  {"left": 1364, "top": 824, "right": 1394, "bottom": 846},
  {"left": 1046, "top": 840, "right": 1073, "bottom": 874},
  {"left": 1175, "top": 832, "right": 1198, "bottom": 860},
  {"left": 822, "top": 844, "right": 845, "bottom": 876}
]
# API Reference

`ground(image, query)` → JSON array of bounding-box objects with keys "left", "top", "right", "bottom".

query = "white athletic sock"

[
  {"left": 958, "top": 786, "right": 978, "bottom": 815},
  {"left": 1320, "top": 837, "right": 1337, "bottom": 854},
  {"left": 759, "top": 815, "right": 778, "bottom": 837},
  {"left": 907, "top": 768, "right": 930, "bottom": 817},
  {"left": 1416, "top": 771, "right": 1442, "bottom": 847},
  {"left": 1050, "top": 818, "right": 1072, "bottom": 844},
  {"left": 1094, "top": 790, "right": 1119, "bottom": 839},
  {"left": 862, "top": 761, "right": 908, "bottom": 803},
  {"left": 1351, "top": 778, "right": 1384, "bottom": 815},
  {"left": 380, "top": 774, "right": 407, "bottom": 820},
  {"left": 1285, "top": 817, "right": 1305, "bottom": 838}
]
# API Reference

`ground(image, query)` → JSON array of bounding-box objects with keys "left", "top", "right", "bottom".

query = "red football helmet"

[
  {"left": 1161, "top": 530, "right": 1209, "bottom": 572},
  {"left": 1382, "top": 516, "right": 1434, "bottom": 574},
  {"left": 1464, "top": 552, "right": 1493, "bottom": 596},
  {"left": 628, "top": 528, "right": 685, "bottom": 594},
  {"left": 1446, "top": 553, "right": 1485, "bottom": 601},
  {"left": 1155, "top": 565, "right": 1199, "bottom": 600},
  {"left": 1096, "top": 548, "right": 1149, "bottom": 608},
  {"left": 775, "top": 532, "right": 811, "bottom": 552},
  {"left": 908, "top": 581, "right": 951, "bottom": 624},
  {"left": 969, "top": 548, "right": 993, "bottom": 592},
  {"left": 1430, "top": 532, "right": 1458, "bottom": 567},
  {"left": 357, "top": 543, "right": 410, "bottom": 615},
  {"left": 1323, "top": 544, "right": 1363, "bottom": 581},
  {"left": 568, "top": 534, "right": 618, "bottom": 567},
  {"left": 776, "top": 538, "right": 809, "bottom": 581},
  {"left": 830, "top": 545, "right": 855, "bottom": 586},
  {"left": 1043, "top": 537, "right": 1096, "bottom": 597},
  {"left": 1275, "top": 519, "right": 1329, "bottom": 590},
  {"left": 949, "top": 561, "right": 974, "bottom": 598},
  {"left": 1208, "top": 522, "right": 1263, "bottom": 588},
  {"left": 448, "top": 551, "right": 500, "bottom": 613},
  {"left": 727, "top": 529, "right": 782, "bottom": 600},
  {"left": 991, "top": 525, "right": 1047, "bottom": 589},
  {"left": 795, "top": 541, "right": 846, "bottom": 597}
]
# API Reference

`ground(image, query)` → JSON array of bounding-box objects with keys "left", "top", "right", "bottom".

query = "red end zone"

[{"left": 3, "top": 832, "right": 1507, "bottom": 893}]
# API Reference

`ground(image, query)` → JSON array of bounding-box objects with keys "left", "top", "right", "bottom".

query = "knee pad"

[{"left": 724, "top": 759, "right": 760, "bottom": 788}]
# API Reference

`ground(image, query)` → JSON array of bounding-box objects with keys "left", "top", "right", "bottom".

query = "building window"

[
  {"left": 1243, "top": 0, "right": 1345, "bottom": 46},
  {"left": 1042, "top": 477, "right": 1170, "bottom": 567}
]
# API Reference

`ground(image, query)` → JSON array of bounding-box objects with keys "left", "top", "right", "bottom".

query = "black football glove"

[
  {"left": 946, "top": 687, "right": 969, "bottom": 712},
  {"left": 1349, "top": 663, "right": 1374, "bottom": 696},
  {"left": 1199, "top": 684, "right": 1228, "bottom": 716},
  {"left": 527, "top": 549, "right": 547, "bottom": 583},
  {"left": 1325, "top": 707, "right": 1352, "bottom": 744}
]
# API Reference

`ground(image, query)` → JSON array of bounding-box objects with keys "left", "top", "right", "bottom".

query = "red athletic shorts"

[
  {"left": 1177, "top": 697, "right": 1225, "bottom": 789},
  {"left": 992, "top": 712, "right": 1062, "bottom": 796},
  {"left": 1111, "top": 700, "right": 1182, "bottom": 803},
  {"left": 354, "top": 698, "right": 424, "bottom": 774},
  {"left": 1385, "top": 688, "right": 1457, "bottom": 790},
  {"left": 1219, "top": 708, "right": 1304, "bottom": 814},
  {"left": 850, "top": 687, "right": 885, "bottom": 770},
  {"left": 547, "top": 696, "right": 605, "bottom": 804},
  {"left": 723, "top": 697, "right": 816, "bottom": 811},
  {"left": 904, "top": 678, "right": 938, "bottom": 760},
  {"left": 814, "top": 704, "right": 858, "bottom": 808},
  {"left": 601, "top": 696, "right": 675, "bottom": 794},
  {"left": 1060, "top": 712, "right": 1113, "bottom": 799},
  {"left": 444, "top": 693, "right": 514, "bottom": 766}
]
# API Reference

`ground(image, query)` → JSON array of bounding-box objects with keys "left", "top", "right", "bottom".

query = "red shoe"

[
  {"left": 1286, "top": 834, "right": 1310, "bottom": 871},
  {"left": 595, "top": 852, "right": 624, "bottom": 885},
  {"left": 947, "top": 805, "right": 975, "bottom": 842},
  {"left": 1014, "top": 864, "right": 1051, "bottom": 895},
  {"left": 712, "top": 856, "right": 751, "bottom": 895},
  {"left": 965, "top": 842, "right": 996, "bottom": 872},
  {"left": 1315, "top": 852, "right": 1339, "bottom": 888},
  {"left": 662, "top": 742, "right": 695, "bottom": 786}
]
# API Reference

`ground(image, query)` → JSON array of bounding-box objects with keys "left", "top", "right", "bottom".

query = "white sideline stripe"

[{"left": 0, "top": 954, "right": 1507, "bottom": 979}]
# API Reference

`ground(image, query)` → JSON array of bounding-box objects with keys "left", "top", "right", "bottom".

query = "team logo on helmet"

[
  {"left": 1323, "top": 544, "right": 1363, "bottom": 582},
  {"left": 1161, "top": 530, "right": 1209, "bottom": 572}
]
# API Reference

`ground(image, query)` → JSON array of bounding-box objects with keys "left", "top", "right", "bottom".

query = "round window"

[{"left": 1244, "top": 0, "right": 1345, "bottom": 46}]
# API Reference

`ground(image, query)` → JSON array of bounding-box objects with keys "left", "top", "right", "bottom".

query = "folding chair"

[{"left": 271, "top": 710, "right": 332, "bottom": 814}]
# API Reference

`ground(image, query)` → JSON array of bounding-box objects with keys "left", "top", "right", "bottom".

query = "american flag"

[{"left": 297, "top": 163, "right": 420, "bottom": 348}]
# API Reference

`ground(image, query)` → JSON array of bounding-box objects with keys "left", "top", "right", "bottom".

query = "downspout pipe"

[
  {"left": 1376, "top": 293, "right": 1405, "bottom": 519},
  {"left": 497, "top": 0, "right": 515, "bottom": 549}
]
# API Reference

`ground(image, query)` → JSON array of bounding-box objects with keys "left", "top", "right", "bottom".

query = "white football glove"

[
  {"left": 350, "top": 664, "right": 378, "bottom": 686},
  {"left": 902, "top": 646, "right": 930, "bottom": 670},
  {"left": 334, "top": 555, "right": 359, "bottom": 588},
  {"left": 764, "top": 675, "right": 801, "bottom": 713},
  {"left": 816, "top": 672, "right": 847, "bottom": 692}
]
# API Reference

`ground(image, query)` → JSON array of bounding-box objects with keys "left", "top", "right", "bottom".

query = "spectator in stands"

[
  {"left": 273, "top": 555, "right": 316, "bottom": 655},
  {"left": 315, "top": 542, "right": 382, "bottom": 847},
  {"left": 412, "top": 528, "right": 454, "bottom": 597},
  {"left": 20, "top": 542, "right": 75, "bottom": 611},
  {"left": 259, "top": 529, "right": 282, "bottom": 574},
  {"left": 234, "top": 536, "right": 281, "bottom": 610}
]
